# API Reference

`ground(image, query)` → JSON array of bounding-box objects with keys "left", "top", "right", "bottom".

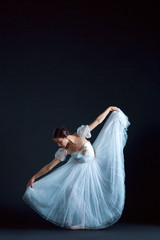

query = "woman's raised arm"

[{"left": 88, "top": 106, "right": 119, "bottom": 132}]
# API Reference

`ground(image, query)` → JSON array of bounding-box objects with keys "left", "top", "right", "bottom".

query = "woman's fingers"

[
  {"left": 110, "top": 106, "right": 119, "bottom": 112},
  {"left": 26, "top": 179, "right": 34, "bottom": 189},
  {"left": 31, "top": 178, "right": 35, "bottom": 188},
  {"left": 25, "top": 176, "right": 36, "bottom": 189}
]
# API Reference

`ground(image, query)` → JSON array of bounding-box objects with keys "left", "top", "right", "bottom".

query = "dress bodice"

[{"left": 70, "top": 141, "right": 95, "bottom": 163}]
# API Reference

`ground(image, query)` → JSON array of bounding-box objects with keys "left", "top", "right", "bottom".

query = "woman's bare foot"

[
  {"left": 70, "top": 225, "right": 90, "bottom": 230},
  {"left": 70, "top": 225, "right": 82, "bottom": 230}
]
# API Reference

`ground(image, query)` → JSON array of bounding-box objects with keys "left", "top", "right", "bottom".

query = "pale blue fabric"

[
  {"left": 54, "top": 148, "right": 68, "bottom": 162},
  {"left": 22, "top": 107, "right": 131, "bottom": 229},
  {"left": 77, "top": 124, "right": 92, "bottom": 138}
]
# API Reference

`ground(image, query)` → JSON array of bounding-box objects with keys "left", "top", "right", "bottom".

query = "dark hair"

[{"left": 53, "top": 125, "right": 70, "bottom": 138}]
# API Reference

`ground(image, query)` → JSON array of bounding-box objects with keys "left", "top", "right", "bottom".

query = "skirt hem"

[{"left": 22, "top": 194, "right": 123, "bottom": 230}]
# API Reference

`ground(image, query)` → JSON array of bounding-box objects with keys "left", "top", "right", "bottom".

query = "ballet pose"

[{"left": 22, "top": 106, "right": 131, "bottom": 230}]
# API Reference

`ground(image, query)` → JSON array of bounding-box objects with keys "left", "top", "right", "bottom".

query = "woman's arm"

[
  {"left": 26, "top": 159, "right": 60, "bottom": 188},
  {"left": 88, "top": 106, "right": 119, "bottom": 132}
]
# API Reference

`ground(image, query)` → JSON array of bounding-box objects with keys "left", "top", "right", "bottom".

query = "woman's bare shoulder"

[{"left": 72, "top": 132, "right": 86, "bottom": 141}]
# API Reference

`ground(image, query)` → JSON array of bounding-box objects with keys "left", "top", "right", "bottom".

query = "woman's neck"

[{"left": 66, "top": 135, "right": 77, "bottom": 148}]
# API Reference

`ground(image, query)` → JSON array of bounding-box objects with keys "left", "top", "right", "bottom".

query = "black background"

[{"left": 0, "top": 0, "right": 159, "bottom": 229}]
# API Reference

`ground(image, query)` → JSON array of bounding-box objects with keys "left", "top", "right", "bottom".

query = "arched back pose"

[{"left": 22, "top": 106, "right": 131, "bottom": 230}]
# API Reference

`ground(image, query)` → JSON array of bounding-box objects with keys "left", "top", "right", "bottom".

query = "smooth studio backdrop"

[{"left": 0, "top": 1, "right": 159, "bottom": 228}]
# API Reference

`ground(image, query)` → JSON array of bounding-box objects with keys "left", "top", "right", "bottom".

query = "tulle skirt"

[{"left": 22, "top": 108, "right": 131, "bottom": 229}]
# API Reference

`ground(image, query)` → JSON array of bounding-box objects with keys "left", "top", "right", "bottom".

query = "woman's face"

[{"left": 53, "top": 137, "right": 68, "bottom": 147}]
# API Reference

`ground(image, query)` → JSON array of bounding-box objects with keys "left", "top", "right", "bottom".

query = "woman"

[{"left": 22, "top": 106, "right": 131, "bottom": 230}]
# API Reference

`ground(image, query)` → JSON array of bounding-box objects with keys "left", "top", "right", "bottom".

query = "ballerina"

[{"left": 22, "top": 106, "right": 131, "bottom": 230}]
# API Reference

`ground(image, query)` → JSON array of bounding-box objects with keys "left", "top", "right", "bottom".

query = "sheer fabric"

[
  {"left": 54, "top": 148, "right": 68, "bottom": 162},
  {"left": 22, "top": 107, "right": 131, "bottom": 229},
  {"left": 77, "top": 125, "right": 92, "bottom": 138}
]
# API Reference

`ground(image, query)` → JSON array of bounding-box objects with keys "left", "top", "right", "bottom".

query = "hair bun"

[{"left": 53, "top": 125, "right": 70, "bottom": 138}]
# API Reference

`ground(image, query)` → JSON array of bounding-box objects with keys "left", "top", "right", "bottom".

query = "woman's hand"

[
  {"left": 26, "top": 176, "right": 36, "bottom": 189},
  {"left": 109, "top": 106, "right": 119, "bottom": 112}
]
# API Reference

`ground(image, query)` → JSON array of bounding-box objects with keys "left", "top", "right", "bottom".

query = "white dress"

[{"left": 22, "top": 107, "right": 131, "bottom": 230}]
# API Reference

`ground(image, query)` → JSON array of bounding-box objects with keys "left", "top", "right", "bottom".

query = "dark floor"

[{"left": 0, "top": 223, "right": 160, "bottom": 240}]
